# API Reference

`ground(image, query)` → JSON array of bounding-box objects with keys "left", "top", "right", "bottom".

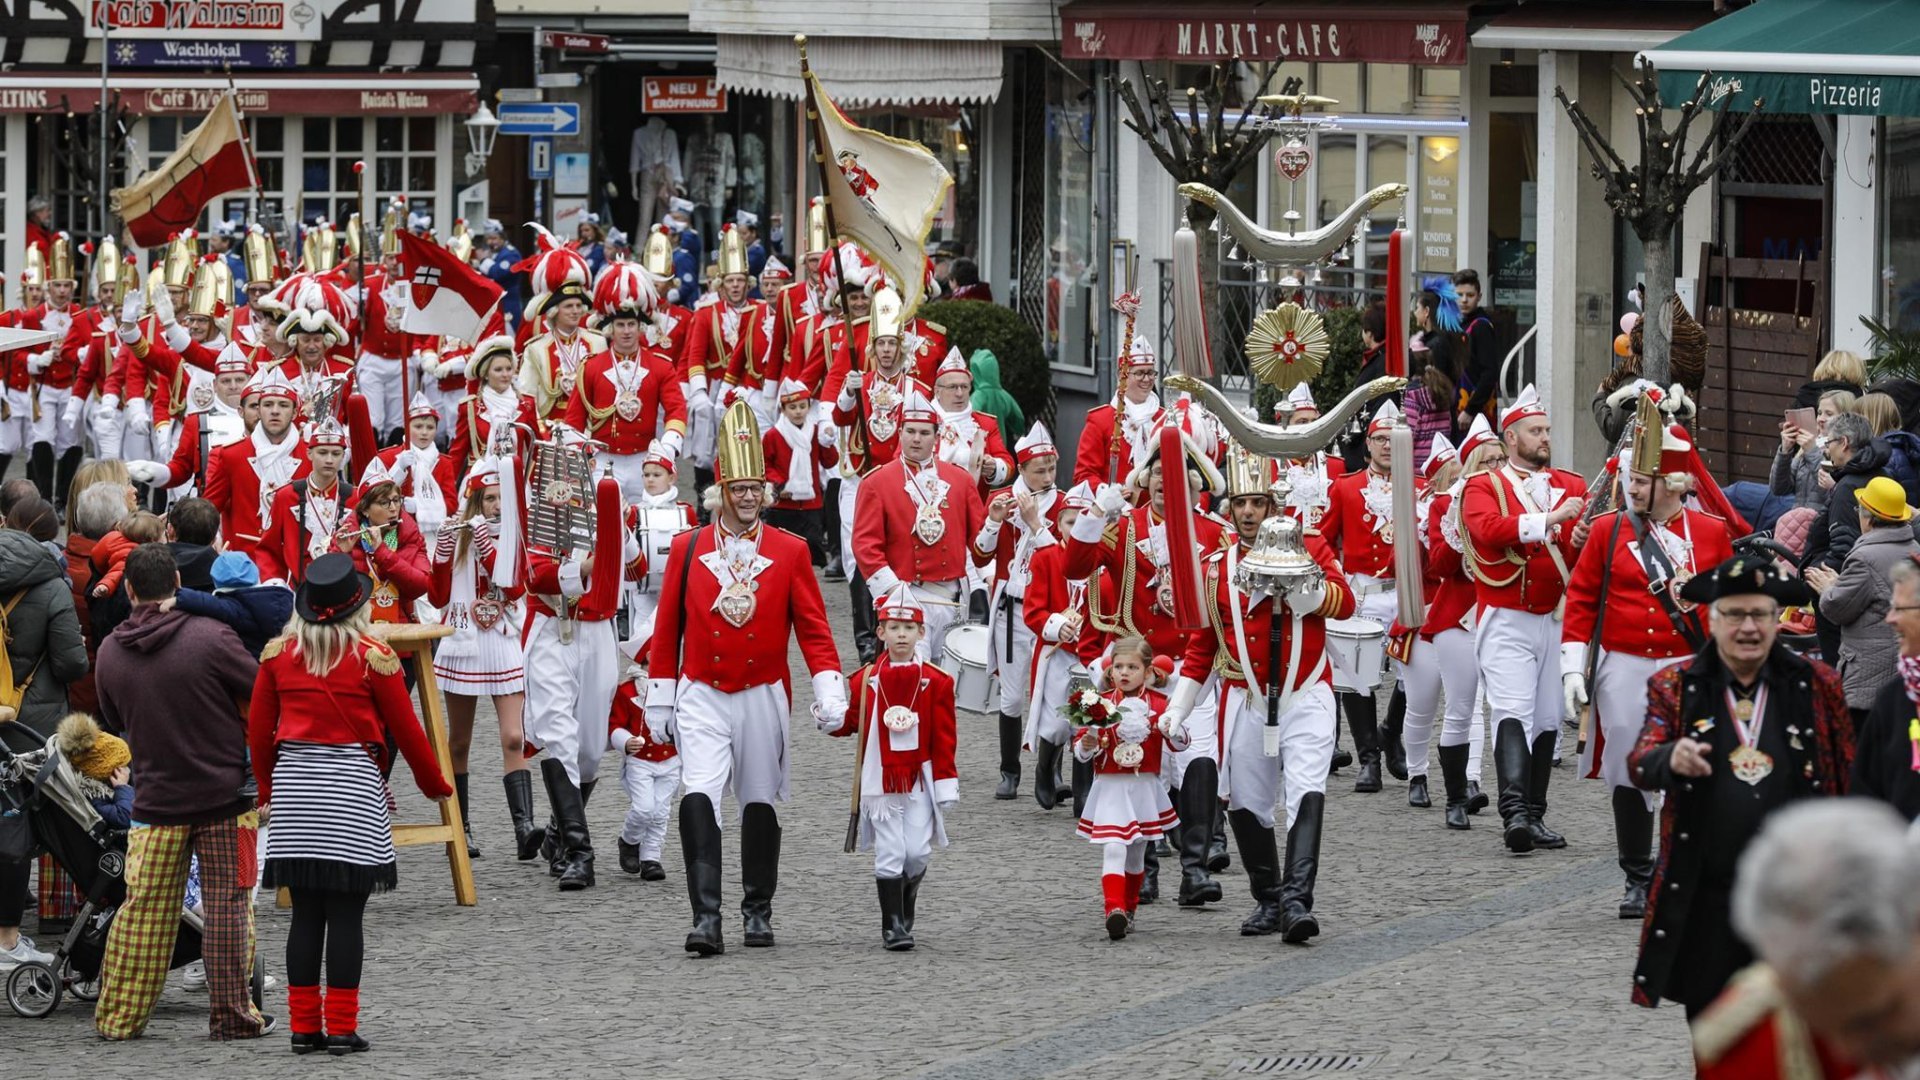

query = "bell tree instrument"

[{"left": 1166, "top": 374, "right": 1403, "bottom": 460}]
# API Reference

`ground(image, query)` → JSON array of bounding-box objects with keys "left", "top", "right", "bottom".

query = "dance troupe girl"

[{"left": 1073, "top": 635, "right": 1184, "bottom": 940}]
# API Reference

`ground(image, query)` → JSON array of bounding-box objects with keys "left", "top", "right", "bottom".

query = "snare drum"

[
  {"left": 942, "top": 624, "right": 997, "bottom": 713},
  {"left": 1325, "top": 617, "right": 1387, "bottom": 693}
]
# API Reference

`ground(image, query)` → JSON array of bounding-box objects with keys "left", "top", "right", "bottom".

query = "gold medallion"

[
  {"left": 1112, "top": 741, "right": 1146, "bottom": 769},
  {"left": 1729, "top": 744, "right": 1773, "bottom": 786}
]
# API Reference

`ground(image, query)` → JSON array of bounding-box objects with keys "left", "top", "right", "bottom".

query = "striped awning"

[{"left": 713, "top": 35, "right": 1004, "bottom": 106}]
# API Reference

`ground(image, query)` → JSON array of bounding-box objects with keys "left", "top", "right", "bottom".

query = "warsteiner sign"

[
  {"left": 1058, "top": 5, "right": 1466, "bottom": 66},
  {"left": 88, "top": 0, "right": 324, "bottom": 40}
]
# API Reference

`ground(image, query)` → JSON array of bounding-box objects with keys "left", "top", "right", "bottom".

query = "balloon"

[
  {"left": 1620, "top": 312, "right": 1639, "bottom": 335},
  {"left": 1613, "top": 333, "right": 1633, "bottom": 358}
]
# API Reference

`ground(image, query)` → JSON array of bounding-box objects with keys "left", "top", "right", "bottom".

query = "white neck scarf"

[
  {"left": 774, "top": 411, "right": 817, "bottom": 501},
  {"left": 409, "top": 440, "right": 446, "bottom": 535},
  {"left": 249, "top": 423, "right": 300, "bottom": 531}
]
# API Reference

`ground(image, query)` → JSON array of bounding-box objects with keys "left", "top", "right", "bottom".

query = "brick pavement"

[{"left": 7, "top": 567, "right": 1691, "bottom": 1078}]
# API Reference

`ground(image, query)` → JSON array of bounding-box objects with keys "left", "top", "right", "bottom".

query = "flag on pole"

[
  {"left": 804, "top": 69, "right": 952, "bottom": 318},
  {"left": 395, "top": 230, "right": 504, "bottom": 343},
  {"left": 112, "top": 94, "right": 257, "bottom": 248}
]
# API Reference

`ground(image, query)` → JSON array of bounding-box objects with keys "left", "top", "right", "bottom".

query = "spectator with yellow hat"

[{"left": 1805, "top": 475, "right": 1920, "bottom": 727}]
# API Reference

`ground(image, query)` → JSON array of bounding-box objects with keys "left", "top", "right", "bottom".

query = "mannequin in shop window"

[
  {"left": 681, "top": 116, "right": 735, "bottom": 253},
  {"left": 630, "top": 117, "right": 682, "bottom": 236}
]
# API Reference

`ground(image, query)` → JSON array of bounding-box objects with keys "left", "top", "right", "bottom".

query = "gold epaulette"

[
  {"left": 364, "top": 639, "right": 401, "bottom": 677},
  {"left": 260, "top": 636, "right": 286, "bottom": 661},
  {"left": 1102, "top": 521, "right": 1121, "bottom": 545},
  {"left": 1690, "top": 965, "right": 1818, "bottom": 1076},
  {"left": 921, "top": 318, "right": 947, "bottom": 337}
]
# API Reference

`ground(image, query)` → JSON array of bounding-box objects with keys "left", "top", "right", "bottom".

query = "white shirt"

[{"left": 629, "top": 118, "right": 681, "bottom": 180}]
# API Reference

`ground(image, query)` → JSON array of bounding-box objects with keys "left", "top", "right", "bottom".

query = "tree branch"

[
  {"left": 1117, "top": 76, "right": 1188, "bottom": 179},
  {"left": 1684, "top": 97, "right": 1766, "bottom": 192},
  {"left": 1555, "top": 88, "right": 1635, "bottom": 208}
]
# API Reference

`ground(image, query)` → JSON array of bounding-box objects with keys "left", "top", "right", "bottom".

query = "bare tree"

[{"left": 1556, "top": 63, "right": 1763, "bottom": 385}]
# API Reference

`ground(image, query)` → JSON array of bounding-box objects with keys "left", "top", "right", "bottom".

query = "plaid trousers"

[{"left": 95, "top": 813, "right": 265, "bottom": 1041}]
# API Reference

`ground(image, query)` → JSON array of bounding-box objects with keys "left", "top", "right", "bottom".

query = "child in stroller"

[{"left": 0, "top": 723, "right": 264, "bottom": 1019}]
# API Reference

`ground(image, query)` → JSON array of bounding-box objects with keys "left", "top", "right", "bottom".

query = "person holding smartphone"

[{"left": 1771, "top": 389, "right": 1855, "bottom": 513}]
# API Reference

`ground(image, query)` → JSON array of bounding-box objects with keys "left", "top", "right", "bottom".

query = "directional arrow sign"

[{"left": 497, "top": 101, "right": 580, "bottom": 137}]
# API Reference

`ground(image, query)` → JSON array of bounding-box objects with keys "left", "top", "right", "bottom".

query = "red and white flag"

[
  {"left": 112, "top": 93, "right": 257, "bottom": 248},
  {"left": 395, "top": 230, "right": 504, "bottom": 343}
]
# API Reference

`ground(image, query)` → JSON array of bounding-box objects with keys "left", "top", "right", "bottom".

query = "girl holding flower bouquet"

[{"left": 1072, "top": 635, "right": 1186, "bottom": 940}]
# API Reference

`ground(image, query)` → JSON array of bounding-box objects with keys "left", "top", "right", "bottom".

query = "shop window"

[
  {"left": 1416, "top": 136, "right": 1461, "bottom": 273},
  {"left": 302, "top": 117, "right": 436, "bottom": 234},
  {"left": 846, "top": 106, "right": 978, "bottom": 256},
  {"left": 1882, "top": 117, "right": 1920, "bottom": 331},
  {"left": 1045, "top": 61, "right": 1095, "bottom": 371},
  {"left": 1365, "top": 134, "right": 1407, "bottom": 263},
  {"left": 1366, "top": 64, "right": 1412, "bottom": 116},
  {"left": 1419, "top": 68, "right": 1461, "bottom": 101},
  {"left": 1310, "top": 134, "right": 1357, "bottom": 231},
  {"left": 1316, "top": 63, "right": 1360, "bottom": 110}
]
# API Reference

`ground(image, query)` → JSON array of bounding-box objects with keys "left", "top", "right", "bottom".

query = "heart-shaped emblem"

[{"left": 1275, "top": 141, "right": 1312, "bottom": 181}]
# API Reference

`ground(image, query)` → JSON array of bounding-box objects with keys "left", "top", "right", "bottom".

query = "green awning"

[{"left": 1645, "top": 0, "right": 1920, "bottom": 116}]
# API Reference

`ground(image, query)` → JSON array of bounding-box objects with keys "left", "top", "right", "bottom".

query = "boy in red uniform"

[
  {"left": 822, "top": 584, "right": 958, "bottom": 952},
  {"left": 762, "top": 377, "right": 836, "bottom": 565},
  {"left": 609, "top": 634, "right": 679, "bottom": 881}
]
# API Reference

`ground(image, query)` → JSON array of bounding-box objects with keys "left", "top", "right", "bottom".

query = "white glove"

[
  {"left": 1563, "top": 671, "right": 1589, "bottom": 721},
  {"left": 27, "top": 351, "right": 50, "bottom": 374},
  {"left": 152, "top": 287, "right": 176, "bottom": 328},
  {"left": 116, "top": 320, "right": 141, "bottom": 346},
  {"left": 119, "top": 291, "right": 141, "bottom": 327},
  {"left": 403, "top": 496, "right": 419, "bottom": 515},
  {"left": 126, "top": 460, "right": 165, "bottom": 485},
  {"left": 843, "top": 369, "right": 864, "bottom": 396},
  {"left": 685, "top": 386, "right": 710, "bottom": 420},
  {"left": 60, "top": 397, "right": 83, "bottom": 429},
  {"left": 810, "top": 670, "right": 849, "bottom": 733},
  {"left": 1287, "top": 577, "right": 1327, "bottom": 615},
  {"left": 99, "top": 393, "right": 120, "bottom": 412},
  {"left": 659, "top": 428, "right": 684, "bottom": 458},
  {"left": 816, "top": 421, "right": 837, "bottom": 449},
  {"left": 645, "top": 705, "right": 676, "bottom": 744},
  {"left": 1162, "top": 676, "right": 1202, "bottom": 729},
  {"left": 937, "top": 799, "right": 957, "bottom": 815},
  {"left": 1157, "top": 713, "right": 1184, "bottom": 741},
  {"left": 1093, "top": 482, "right": 1129, "bottom": 517},
  {"left": 125, "top": 397, "right": 150, "bottom": 430},
  {"left": 394, "top": 449, "right": 417, "bottom": 472}
]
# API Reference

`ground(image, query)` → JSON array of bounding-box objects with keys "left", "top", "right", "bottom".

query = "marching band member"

[
  {"left": 822, "top": 584, "right": 959, "bottom": 952},
  {"left": 205, "top": 370, "right": 308, "bottom": 558},
  {"left": 625, "top": 441, "right": 696, "bottom": 657},
  {"left": 689, "top": 224, "right": 783, "bottom": 431},
  {"left": 254, "top": 417, "right": 354, "bottom": 587},
  {"left": 49, "top": 239, "right": 121, "bottom": 502},
  {"left": 417, "top": 335, "right": 473, "bottom": 432},
  {"left": 1433, "top": 418, "right": 1502, "bottom": 825},
  {"left": 974, "top": 422, "right": 1061, "bottom": 800},
  {"left": 516, "top": 227, "right": 604, "bottom": 424},
  {"left": 354, "top": 252, "right": 420, "bottom": 440},
  {"left": 1073, "top": 635, "right": 1182, "bottom": 941},
  {"left": 452, "top": 336, "right": 542, "bottom": 474},
  {"left": 428, "top": 460, "right": 538, "bottom": 863},
  {"left": 1392, "top": 435, "right": 1458, "bottom": 814},
  {"left": 126, "top": 351, "right": 253, "bottom": 499},
  {"left": 1563, "top": 410, "right": 1732, "bottom": 918},
  {"left": 608, "top": 633, "right": 679, "bottom": 881},
  {"left": 0, "top": 246, "right": 48, "bottom": 481},
  {"left": 1162, "top": 442, "right": 1354, "bottom": 942},
  {"left": 1021, "top": 482, "right": 1107, "bottom": 808},
  {"left": 273, "top": 277, "right": 358, "bottom": 423},
  {"left": 1321, "top": 401, "right": 1410, "bottom": 793},
  {"left": 1070, "top": 335, "right": 1220, "bottom": 491},
  {"left": 832, "top": 284, "right": 929, "bottom": 664},
  {"left": 1460, "top": 385, "right": 1590, "bottom": 854},
  {"left": 649, "top": 401, "right": 846, "bottom": 956},
  {"left": 567, "top": 260, "right": 687, "bottom": 500},
  {"left": 372, "top": 394, "right": 458, "bottom": 544},
  {"left": 929, "top": 347, "right": 1014, "bottom": 499},
  {"left": 139, "top": 257, "right": 236, "bottom": 492},
  {"left": 852, "top": 390, "right": 986, "bottom": 665},
  {"left": 1272, "top": 390, "right": 1350, "bottom": 770},
  {"left": 761, "top": 378, "right": 836, "bottom": 565}
]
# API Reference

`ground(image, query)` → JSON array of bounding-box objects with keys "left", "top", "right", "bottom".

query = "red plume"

[
  {"left": 344, "top": 393, "right": 378, "bottom": 485},
  {"left": 585, "top": 473, "right": 623, "bottom": 612}
]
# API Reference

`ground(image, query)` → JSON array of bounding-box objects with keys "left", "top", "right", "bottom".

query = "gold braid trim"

[
  {"left": 1457, "top": 471, "right": 1526, "bottom": 589},
  {"left": 1206, "top": 553, "right": 1242, "bottom": 681},
  {"left": 260, "top": 636, "right": 286, "bottom": 661},
  {"left": 363, "top": 639, "right": 401, "bottom": 677}
]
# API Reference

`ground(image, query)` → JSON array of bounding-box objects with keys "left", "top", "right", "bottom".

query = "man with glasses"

[
  {"left": 1562, "top": 411, "right": 1734, "bottom": 920},
  {"left": 1072, "top": 336, "right": 1170, "bottom": 490},
  {"left": 1627, "top": 554, "right": 1852, "bottom": 1021}
]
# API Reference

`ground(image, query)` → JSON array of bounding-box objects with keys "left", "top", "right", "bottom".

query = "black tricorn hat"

[
  {"left": 294, "top": 552, "right": 372, "bottom": 625},
  {"left": 1678, "top": 554, "right": 1811, "bottom": 608}
]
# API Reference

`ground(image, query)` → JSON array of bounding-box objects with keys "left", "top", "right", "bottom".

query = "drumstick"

[{"left": 844, "top": 667, "right": 869, "bottom": 855}]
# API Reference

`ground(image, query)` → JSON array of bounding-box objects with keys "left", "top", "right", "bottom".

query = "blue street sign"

[
  {"left": 529, "top": 137, "right": 553, "bottom": 180},
  {"left": 497, "top": 101, "right": 580, "bottom": 136}
]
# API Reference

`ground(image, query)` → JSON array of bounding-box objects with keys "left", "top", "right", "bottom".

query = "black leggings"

[
  {"left": 284, "top": 887, "right": 369, "bottom": 989},
  {"left": 0, "top": 857, "right": 27, "bottom": 927}
]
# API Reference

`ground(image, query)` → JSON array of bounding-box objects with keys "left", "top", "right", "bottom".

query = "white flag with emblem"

[
  {"left": 396, "top": 230, "right": 504, "bottom": 343},
  {"left": 805, "top": 69, "right": 952, "bottom": 318}
]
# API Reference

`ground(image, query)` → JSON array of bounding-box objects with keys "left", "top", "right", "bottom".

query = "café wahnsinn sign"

[{"left": 1059, "top": 5, "right": 1467, "bottom": 66}]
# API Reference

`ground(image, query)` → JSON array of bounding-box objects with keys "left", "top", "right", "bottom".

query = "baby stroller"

[{"left": 0, "top": 732, "right": 264, "bottom": 1018}]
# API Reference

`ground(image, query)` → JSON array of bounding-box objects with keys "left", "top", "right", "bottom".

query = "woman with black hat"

[{"left": 248, "top": 552, "right": 453, "bottom": 1055}]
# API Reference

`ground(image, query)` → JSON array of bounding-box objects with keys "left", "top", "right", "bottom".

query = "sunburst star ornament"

[{"left": 1246, "top": 302, "right": 1329, "bottom": 391}]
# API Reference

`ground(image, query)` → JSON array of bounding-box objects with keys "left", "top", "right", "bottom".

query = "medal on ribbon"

[
  {"left": 615, "top": 392, "right": 643, "bottom": 422},
  {"left": 471, "top": 596, "right": 503, "bottom": 630},
  {"left": 717, "top": 580, "right": 756, "bottom": 627},
  {"left": 913, "top": 501, "right": 946, "bottom": 545},
  {"left": 1112, "top": 741, "right": 1145, "bottom": 769},
  {"left": 883, "top": 705, "right": 917, "bottom": 733},
  {"left": 1726, "top": 685, "right": 1773, "bottom": 787}
]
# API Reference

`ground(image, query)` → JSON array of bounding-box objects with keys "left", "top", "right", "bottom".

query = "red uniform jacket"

[
  {"left": 1178, "top": 535, "right": 1355, "bottom": 694},
  {"left": 52, "top": 305, "right": 110, "bottom": 390},
  {"left": 1023, "top": 543, "right": 1111, "bottom": 666},
  {"left": 247, "top": 636, "right": 452, "bottom": 806},
  {"left": 651, "top": 304, "right": 696, "bottom": 385},
  {"left": 358, "top": 270, "right": 420, "bottom": 360},
  {"left": 0, "top": 306, "right": 43, "bottom": 392},
  {"left": 763, "top": 422, "right": 838, "bottom": 511},
  {"left": 1065, "top": 504, "right": 1228, "bottom": 662},
  {"left": 1563, "top": 507, "right": 1734, "bottom": 659},
  {"left": 818, "top": 318, "right": 865, "bottom": 406},
  {"left": 831, "top": 368, "right": 928, "bottom": 476},
  {"left": 254, "top": 477, "right": 352, "bottom": 586},
  {"left": 647, "top": 521, "right": 840, "bottom": 695},
  {"left": 426, "top": 529, "right": 526, "bottom": 609},
  {"left": 1421, "top": 491, "right": 1476, "bottom": 641},
  {"left": 901, "top": 317, "right": 948, "bottom": 385},
  {"left": 975, "top": 486, "right": 1064, "bottom": 588},
  {"left": 608, "top": 676, "right": 677, "bottom": 762},
  {"left": 372, "top": 444, "right": 460, "bottom": 518},
  {"left": 204, "top": 434, "right": 311, "bottom": 553},
  {"left": 563, "top": 348, "right": 688, "bottom": 453},
  {"left": 1323, "top": 467, "right": 1397, "bottom": 579},
  {"left": 684, "top": 300, "right": 781, "bottom": 393},
  {"left": 938, "top": 409, "right": 1015, "bottom": 499},
  {"left": 852, "top": 457, "right": 987, "bottom": 591},
  {"left": 452, "top": 392, "right": 543, "bottom": 474},
  {"left": 348, "top": 516, "right": 433, "bottom": 623},
  {"left": 782, "top": 310, "right": 835, "bottom": 396},
  {"left": 1077, "top": 688, "right": 1176, "bottom": 776},
  {"left": 156, "top": 406, "right": 242, "bottom": 490},
  {"left": 1460, "top": 465, "right": 1589, "bottom": 614},
  {"left": 829, "top": 659, "right": 959, "bottom": 796}
]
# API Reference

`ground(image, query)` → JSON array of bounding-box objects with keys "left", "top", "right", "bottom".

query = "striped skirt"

[
  {"left": 262, "top": 742, "right": 398, "bottom": 894},
  {"left": 433, "top": 625, "right": 526, "bottom": 696},
  {"left": 1076, "top": 774, "right": 1179, "bottom": 845}
]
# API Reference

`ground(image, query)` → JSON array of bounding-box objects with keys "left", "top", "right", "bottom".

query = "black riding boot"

[
  {"left": 452, "top": 773, "right": 478, "bottom": 858},
  {"left": 995, "top": 713, "right": 1022, "bottom": 800},
  {"left": 26, "top": 443, "right": 52, "bottom": 499},
  {"left": 1228, "top": 808, "right": 1284, "bottom": 936},
  {"left": 680, "top": 793, "right": 725, "bottom": 955},
  {"left": 903, "top": 869, "right": 925, "bottom": 937},
  {"left": 877, "top": 877, "right": 913, "bottom": 951},
  {"left": 1139, "top": 843, "right": 1160, "bottom": 905},
  {"left": 849, "top": 574, "right": 879, "bottom": 665},
  {"left": 1438, "top": 743, "right": 1472, "bottom": 831},
  {"left": 1208, "top": 802, "right": 1231, "bottom": 872},
  {"left": 53, "top": 446, "right": 80, "bottom": 513},
  {"left": 1527, "top": 731, "right": 1567, "bottom": 849},
  {"left": 1382, "top": 686, "right": 1408, "bottom": 781},
  {"left": 1345, "top": 692, "right": 1383, "bottom": 793},
  {"left": 539, "top": 759, "right": 594, "bottom": 891},
  {"left": 1494, "top": 719, "right": 1534, "bottom": 854},
  {"left": 1612, "top": 787, "right": 1654, "bottom": 919},
  {"left": 1176, "top": 762, "right": 1223, "bottom": 906},
  {"left": 1279, "top": 793, "right": 1325, "bottom": 943},
  {"left": 740, "top": 802, "right": 781, "bottom": 947},
  {"left": 501, "top": 770, "right": 546, "bottom": 860},
  {"left": 1071, "top": 756, "right": 1093, "bottom": 819},
  {"left": 1034, "top": 738, "right": 1064, "bottom": 809}
]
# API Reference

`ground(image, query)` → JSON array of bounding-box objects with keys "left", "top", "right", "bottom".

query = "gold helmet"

[
  {"left": 186, "top": 261, "right": 224, "bottom": 320},
  {"left": 380, "top": 200, "right": 403, "bottom": 257},
  {"left": 344, "top": 213, "right": 364, "bottom": 261},
  {"left": 47, "top": 232, "right": 75, "bottom": 284},
  {"left": 805, "top": 196, "right": 829, "bottom": 255},
  {"left": 641, "top": 225, "right": 674, "bottom": 278},
  {"left": 145, "top": 265, "right": 165, "bottom": 306},
  {"left": 201, "top": 255, "right": 234, "bottom": 313},
  {"left": 1222, "top": 441, "right": 1276, "bottom": 501},
  {"left": 90, "top": 236, "right": 121, "bottom": 303},
  {"left": 242, "top": 225, "right": 278, "bottom": 287},
  {"left": 19, "top": 244, "right": 44, "bottom": 302},
  {"left": 717, "top": 223, "right": 750, "bottom": 278},
  {"left": 161, "top": 229, "right": 198, "bottom": 289},
  {"left": 870, "top": 285, "right": 904, "bottom": 340},
  {"left": 302, "top": 220, "right": 338, "bottom": 272},
  {"left": 446, "top": 218, "right": 473, "bottom": 263},
  {"left": 715, "top": 400, "right": 766, "bottom": 484},
  {"left": 118, "top": 257, "right": 142, "bottom": 309}
]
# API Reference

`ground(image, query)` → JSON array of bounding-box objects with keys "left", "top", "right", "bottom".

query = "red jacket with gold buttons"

[
  {"left": 608, "top": 677, "right": 677, "bottom": 763},
  {"left": 646, "top": 521, "right": 840, "bottom": 695},
  {"left": 1177, "top": 533, "right": 1355, "bottom": 694},
  {"left": 562, "top": 348, "right": 688, "bottom": 454},
  {"left": 851, "top": 456, "right": 986, "bottom": 590},
  {"left": 1323, "top": 466, "right": 1396, "bottom": 579},
  {"left": 1563, "top": 507, "right": 1733, "bottom": 659},
  {"left": 1421, "top": 491, "right": 1477, "bottom": 640},
  {"left": 1459, "top": 465, "right": 1589, "bottom": 614},
  {"left": 1064, "top": 504, "right": 1227, "bottom": 662}
]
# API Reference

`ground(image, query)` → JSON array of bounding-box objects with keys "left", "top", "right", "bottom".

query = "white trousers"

[
  {"left": 1474, "top": 606, "right": 1563, "bottom": 739},
  {"left": 1168, "top": 676, "right": 1220, "bottom": 779},
  {"left": 424, "top": 382, "right": 468, "bottom": 432},
  {"left": 1025, "top": 646, "right": 1078, "bottom": 749},
  {"left": 597, "top": 451, "right": 648, "bottom": 505},
  {"left": 1221, "top": 682, "right": 1336, "bottom": 830},
  {"left": 1430, "top": 628, "right": 1487, "bottom": 777},
  {"left": 675, "top": 679, "right": 792, "bottom": 828},
  {"left": 357, "top": 353, "right": 405, "bottom": 435},
  {"left": 1583, "top": 649, "right": 1685, "bottom": 808},
  {"left": 0, "top": 389, "right": 31, "bottom": 454},
  {"left": 837, "top": 472, "right": 861, "bottom": 569},
  {"left": 867, "top": 788, "right": 935, "bottom": 879},
  {"left": 987, "top": 582, "right": 1036, "bottom": 714},
  {"left": 619, "top": 755, "right": 681, "bottom": 860},
  {"left": 31, "top": 386, "right": 79, "bottom": 453},
  {"left": 523, "top": 614, "right": 620, "bottom": 787}
]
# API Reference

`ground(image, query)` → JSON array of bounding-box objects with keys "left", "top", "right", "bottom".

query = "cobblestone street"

[{"left": 8, "top": 574, "right": 1691, "bottom": 1077}]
